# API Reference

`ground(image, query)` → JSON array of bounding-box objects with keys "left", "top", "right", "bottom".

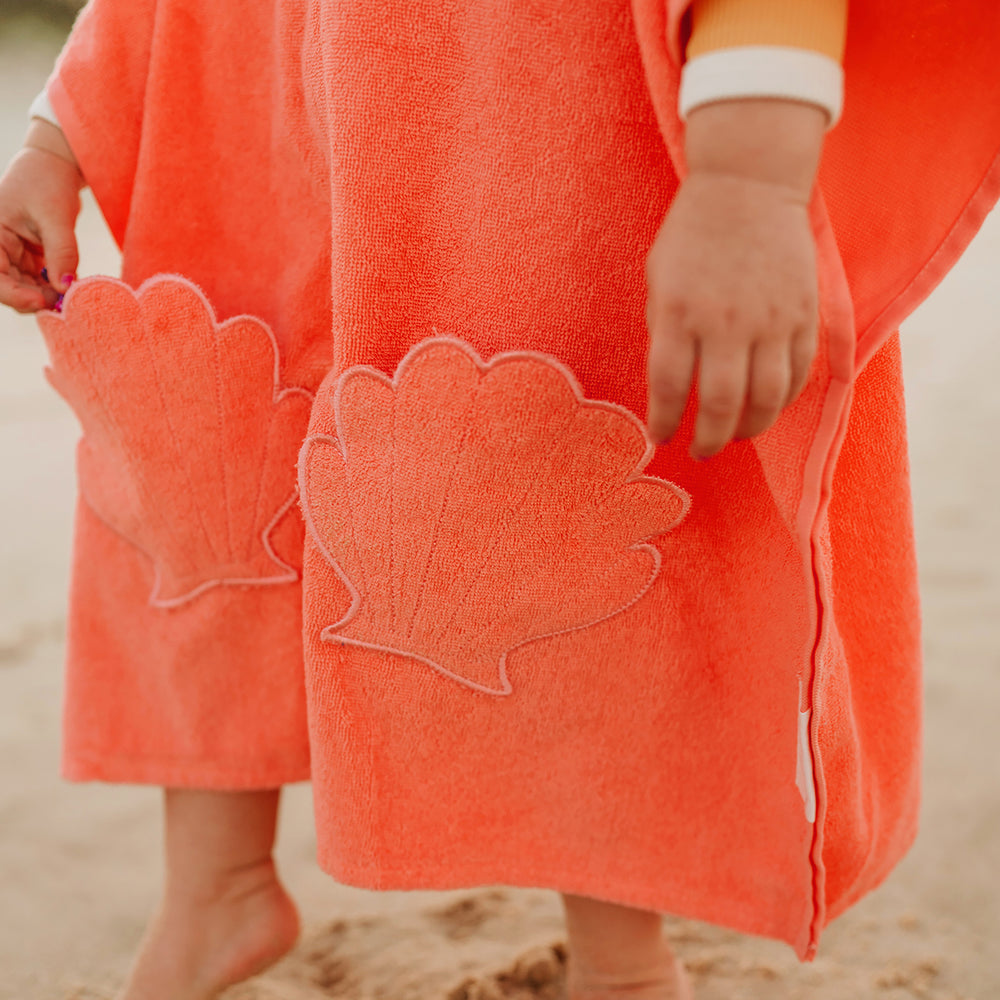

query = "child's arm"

[
  {"left": 646, "top": 0, "right": 846, "bottom": 459},
  {"left": 0, "top": 119, "right": 84, "bottom": 313}
]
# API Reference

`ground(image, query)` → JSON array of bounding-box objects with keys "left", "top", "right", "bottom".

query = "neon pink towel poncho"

[{"left": 39, "top": 0, "right": 1000, "bottom": 958}]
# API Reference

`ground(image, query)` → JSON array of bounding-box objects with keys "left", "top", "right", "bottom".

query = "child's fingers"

[
  {"left": 0, "top": 229, "right": 54, "bottom": 311},
  {"left": 733, "top": 339, "right": 791, "bottom": 441},
  {"left": 786, "top": 322, "right": 818, "bottom": 406},
  {"left": 691, "top": 343, "right": 750, "bottom": 459},
  {"left": 37, "top": 218, "right": 78, "bottom": 292},
  {"left": 0, "top": 225, "right": 30, "bottom": 269},
  {"left": 646, "top": 327, "right": 696, "bottom": 445},
  {"left": 0, "top": 270, "right": 50, "bottom": 312}
]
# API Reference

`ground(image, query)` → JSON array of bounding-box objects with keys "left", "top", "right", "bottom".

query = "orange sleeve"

[{"left": 687, "top": 0, "right": 848, "bottom": 62}]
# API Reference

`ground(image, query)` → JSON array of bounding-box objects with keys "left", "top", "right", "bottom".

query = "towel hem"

[{"left": 62, "top": 753, "right": 311, "bottom": 789}]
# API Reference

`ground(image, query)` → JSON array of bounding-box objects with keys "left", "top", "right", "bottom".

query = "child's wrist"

[
  {"left": 684, "top": 97, "right": 826, "bottom": 202},
  {"left": 24, "top": 119, "right": 84, "bottom": 187}
]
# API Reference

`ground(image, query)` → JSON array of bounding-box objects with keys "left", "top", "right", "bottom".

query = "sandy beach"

[{"left": 1, "top": 12, "right": 997, "bottom": 1000}]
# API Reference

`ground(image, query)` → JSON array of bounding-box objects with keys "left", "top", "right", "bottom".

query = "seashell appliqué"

[
  {"left": 299, "top": 337, "right": 691, "bottom": 696},
  {"left": 38, "top": 275, "right": 314, "bottom": 607}
]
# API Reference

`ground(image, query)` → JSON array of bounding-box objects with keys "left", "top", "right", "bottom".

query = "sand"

[{"left": 0, "top": 12, "right": 997, "bottom": 1000}]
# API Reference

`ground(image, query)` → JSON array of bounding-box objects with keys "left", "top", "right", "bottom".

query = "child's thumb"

[{"left": 40, "top": 222, "right": 79, "bottom": 292}]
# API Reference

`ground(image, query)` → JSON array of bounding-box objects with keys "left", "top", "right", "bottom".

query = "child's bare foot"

[
  {"left": 566, "top": 951, "right": 693, "bottom": 1000},
  {"left": 120, "top": 857, "right": 300, "bottom": 1000},
  {"left": 120, "top": 789, "right": 298, "bottom": 1000}
]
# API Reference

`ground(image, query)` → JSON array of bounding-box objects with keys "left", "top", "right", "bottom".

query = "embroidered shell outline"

[
  {"left": 38, "top": 274, "right": 313, "bottom": 607},
  {"left": 299, "top": 336, "right": 691, "bottom": 696}
]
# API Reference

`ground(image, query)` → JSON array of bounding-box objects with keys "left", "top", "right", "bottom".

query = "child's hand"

[
  {"left": 645, "top": 171, "right": 818, "bottom": 458},
  {"left": 645, "top": 98, "right": 826, "bottom": 459},
  {"left": 0, "top": 119, "right": 83, "bottom": 313}
]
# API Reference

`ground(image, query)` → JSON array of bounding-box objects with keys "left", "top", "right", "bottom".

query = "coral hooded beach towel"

[{"left": 43, "top": 0, "right": 1000, "bottom": 958}]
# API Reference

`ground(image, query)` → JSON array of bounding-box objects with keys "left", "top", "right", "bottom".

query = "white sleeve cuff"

[
  {"left": 679, "top": 46, "right": 844, "bottom": 129},
  {"left": 28, "top": 89, "right": 62, "bottom": 130}
]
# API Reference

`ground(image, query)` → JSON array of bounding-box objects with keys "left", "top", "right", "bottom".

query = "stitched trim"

[
  {"left": 329, "top": 336, "right": 685, "bottom": 474},
  {"left": 854, "top": 146, "right": 1000, "bottom": 370},
  {"left": 147, "top": 487, "right": 303, "bottom": 608},
  {"left": 787, "top": 192, "right": 858, "bottom": 954},
  {"left": 299, "top": 336, "right": 691, "bottom": 697},
  {"left": 309, "top": 536, "right": 665, "bottom": 698},
  {"left": 63, "top": 752, "right": 310, "bottom": 788},
  {"left": 314, "top": 854, "right": 810, "bottom": 952}
]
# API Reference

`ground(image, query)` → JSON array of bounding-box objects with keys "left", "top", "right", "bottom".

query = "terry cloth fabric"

[
  {"left": 44, "top": 0, "right": 1000, "bottom": 959},
  {"left": 43, "top": 275, "right": 319, "bottom": 786},
  {"left": 298, "top": 337, "right": 692, "bottom": 696},
  {"left": 41, "top": 0, "right": 334, "bottom": 786},
  {"left": 32, "top": 0, "right": 849, "bottom": 149},
  {"left": 38, "top": 276, "right": 312, "bottom": 608}
]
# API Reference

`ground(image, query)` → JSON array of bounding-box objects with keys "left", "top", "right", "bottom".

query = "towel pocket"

[
  {"left": 38, "top": 274, "right": 313, "bottom": 607},
  {"left": 298, "top": 336, "right": 691, "bottom": 695}
]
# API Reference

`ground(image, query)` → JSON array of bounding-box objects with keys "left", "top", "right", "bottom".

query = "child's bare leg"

[
  {"left": 120, "top": 788, "right": 300, "bottom": 1000},
  {"left": 560, "top": 895, "right": 692, "bottom": 1000}
]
